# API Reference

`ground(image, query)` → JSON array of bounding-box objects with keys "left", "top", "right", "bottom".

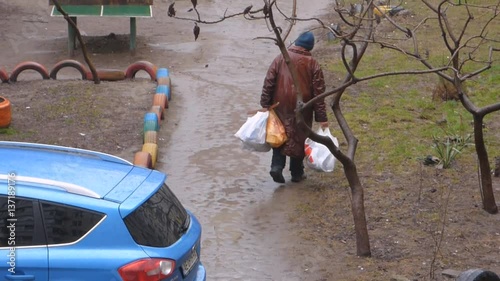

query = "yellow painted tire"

[
  {"left": 133, "top": 151, "right": 152, "bottom": 169},
  {"left": 143, "top": 130, "right": 158, "bottom": 144},
  {"left": 142, "top": 143, "right": 158, "bottom": 168}
]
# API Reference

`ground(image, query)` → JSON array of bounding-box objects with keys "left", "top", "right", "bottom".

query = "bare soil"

[{"left": 1, "top": 1, "right": 500, "bottom": 281}]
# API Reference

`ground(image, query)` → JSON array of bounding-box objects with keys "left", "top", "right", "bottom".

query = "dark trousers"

[{"left": 271, "top": 148, "right": 304, "bottom": 177}]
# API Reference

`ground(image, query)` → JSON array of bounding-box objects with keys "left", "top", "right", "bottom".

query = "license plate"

[{"left": 181, "top": 247, "right": 198, "bottom": 276}]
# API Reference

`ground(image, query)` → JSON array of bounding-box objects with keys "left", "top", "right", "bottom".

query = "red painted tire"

[
  {"left": 153, "top": 93, "right": 168, "bottom": 110},
  {"left": 50, "top": 59, "right": 89, "bottom": 80},
  {"left": 0, "top": 69, "right": 9, "bottom": 83},
  {"left": 125, "top": 61, "right": 158, "bottom": 81},
  {"left": 144, "top": 130, "right": 158, "bottom": 144},
  {"left": 150, "top": 105, "right": 164, "bottom": 121},
  {"left": 0, "top": 96, "right": 12, "bottom": 128},
  {"left": 133, "top": 151, "right": 153, "bottom": 169},
  {"left": 9, "top": 61, "right": 50, "bottom": 82},
  {"left": 85, "top": 70, "right": 126, "bottom": 81}
]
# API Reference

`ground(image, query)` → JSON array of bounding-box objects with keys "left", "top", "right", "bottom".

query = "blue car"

[{"left": 0, "top": 141, "right": 206, "bottom": 281}]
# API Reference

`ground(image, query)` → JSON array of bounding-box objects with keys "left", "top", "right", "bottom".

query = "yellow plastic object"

[{"left": 373, "top": 5, "right": 392, "bottom": 17}]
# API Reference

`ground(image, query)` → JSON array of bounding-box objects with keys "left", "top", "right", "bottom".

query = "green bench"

[{"left": 50, "top": 5, "right": 153, "bottom": 55}]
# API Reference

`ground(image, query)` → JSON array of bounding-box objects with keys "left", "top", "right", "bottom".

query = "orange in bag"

[{"left": 266, "top": 108, "right": 287, "bottom": 148}]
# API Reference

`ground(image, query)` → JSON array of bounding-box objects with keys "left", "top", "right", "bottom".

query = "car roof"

[{"left": 0, "top": 142, "right": 149, "bottom": 201}]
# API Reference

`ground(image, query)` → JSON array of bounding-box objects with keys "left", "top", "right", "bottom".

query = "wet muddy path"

[
  {"left": 0, "top": 0, "right": 330, "bottom": 279},
  {"left": 150, "top": 1, "right": 331, "bottom": 280}
]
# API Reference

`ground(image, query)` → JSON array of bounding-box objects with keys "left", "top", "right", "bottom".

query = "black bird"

[
  {"left": 243, "top": 5, "right": 252, "bottom": 15},
  {"left": 191, "top": 0, "right": 197, "bottom": 9},
  {"left": 168, "top": 2, "right": 175, "bottom": 17},
  {"left": 193, "top": 23, "right": 200, "bottom": 41}
]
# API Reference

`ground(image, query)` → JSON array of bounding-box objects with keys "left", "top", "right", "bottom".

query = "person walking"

[{"left": 260, "top": 31, "right": 329, "bottom": 183}]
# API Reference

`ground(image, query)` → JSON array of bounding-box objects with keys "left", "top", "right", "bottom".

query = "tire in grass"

[
  {"left": 9, "top": 61, "right": 50, "bottom": 82},
  {"left": 0, "top": 96, "right": 12, "bottom": 128},
  {"left": 156, "top": 85, "right": 171, "bottom": 101},
  {"left": 49, "top": 59, "right": 88, "bottom": 80},
  {"left": 143, "top": 130, "right": 158, "bottom": 144},
  {"left": 153, "top": 93, "right": 168, "bottom": 110},
  {"left": 457, "top": 269, "right": 500, "bottom": 281},
  {"left": 142, "top": 143, "right": 158, "bottom": 168},
  {"left": 150, "top": 105, "right": 164, "bottom": 121},
  {"left": 125, "top": 60, "right": 158, "bottom": 81},
  {"left": 133, "top": 151, "right": 153, "bottom": 169}
]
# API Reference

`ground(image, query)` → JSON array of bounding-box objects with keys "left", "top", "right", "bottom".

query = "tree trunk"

[
  {"left": 52, "top": 0, "right": 100, "bottom": 84},
  {"left": 473, "top": 114, "right": 498, "bottom": 214},
  {"left": 344, "top": 161, "right": 371, "bottom": 256}
]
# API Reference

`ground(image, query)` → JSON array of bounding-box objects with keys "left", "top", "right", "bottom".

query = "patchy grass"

[
  {"left": 0, "top": 128, "right": 17, "bottom": 135},
  {"left": 293, "top": 1, "right": 500, "bottom": 280}
]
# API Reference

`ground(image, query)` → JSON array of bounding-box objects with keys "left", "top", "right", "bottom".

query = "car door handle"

[{"left": 5, "top": 275, "right": 35, "bottom": 281}]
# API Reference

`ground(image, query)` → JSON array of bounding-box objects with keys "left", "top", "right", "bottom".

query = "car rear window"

[{"left": 124, "top": 183, "right": 189, "bottom": 247}]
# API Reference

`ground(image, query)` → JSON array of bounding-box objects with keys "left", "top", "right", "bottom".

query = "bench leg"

[
  {"left": 68, "top": 16, "right": 77, "bottom": 56},
  {"left": 130, "top": 17, "right": 136, "bottom": 52}
]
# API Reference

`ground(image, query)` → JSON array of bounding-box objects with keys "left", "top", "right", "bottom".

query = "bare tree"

[
  {"left": 350, "top": 0, "right": 500, "bottom": 213},
  {"left": 51, "top": 0, "right": 100, "bottom": 84},
  {"left": 167, "top": 0, "right": 499, "bottom": 256}
]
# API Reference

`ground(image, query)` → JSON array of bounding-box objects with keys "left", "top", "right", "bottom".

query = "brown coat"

[{"left": 260, "top": 46, "right": 328, "bottom": 158}]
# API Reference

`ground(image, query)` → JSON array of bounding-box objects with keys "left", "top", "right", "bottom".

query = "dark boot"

[
  {"left": 290, "top": 156, "right": 306, "bottom": 183},
  {"left": 270, "top": 167, "right": 285, "bottom": 183},
  {"left": 291, "top": 173, "right": 307, "bottom": 183},
  {"left": 270, "top": 148, "right": 286, "bottom": 183}
]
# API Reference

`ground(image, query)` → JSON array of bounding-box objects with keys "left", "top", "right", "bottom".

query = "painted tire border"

[
  {"left": 125, "top": 60, "right": 158, "bottom": 81},
  {"left": 9, "top": 61, "right": 50, "bottom": 82},
  {"left": 50, "top": 59, "right": 89, "bottom": 80},
  {"left": 0, "top": 69, "right": 9, "bottom": 83}
]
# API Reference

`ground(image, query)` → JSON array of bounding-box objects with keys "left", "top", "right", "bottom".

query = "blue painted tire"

[
  {"left": 156, "top": 68, "right": 169, "bottom": 79},
  {"left": 144, "top": 112, "right": 158, "bottom": 122},
  {"left": 156, "top": 85, "right": 171, "bottom": 101},
  {"left": 144, "top": 120, "right": 159, "bottom": 132},
  {"left": 143, "top": 113, "right": 159, "bottom": 132}
]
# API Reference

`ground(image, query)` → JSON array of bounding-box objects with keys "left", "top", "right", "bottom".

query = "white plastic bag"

[
  {"left": 234, "top": 111, "right": 271, "bottom": 152},
  {"left": 304, "top": 128, "right": 339, "bottom": 172}
]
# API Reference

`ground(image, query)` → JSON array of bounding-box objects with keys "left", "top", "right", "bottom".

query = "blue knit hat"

[{"left": 295, "top": 31, "right": 315, "bottom": 51}]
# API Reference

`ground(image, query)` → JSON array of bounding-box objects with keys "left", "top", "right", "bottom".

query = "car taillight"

[{"left": 119, "top": 258, "right": 175, "bottom": 281}]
